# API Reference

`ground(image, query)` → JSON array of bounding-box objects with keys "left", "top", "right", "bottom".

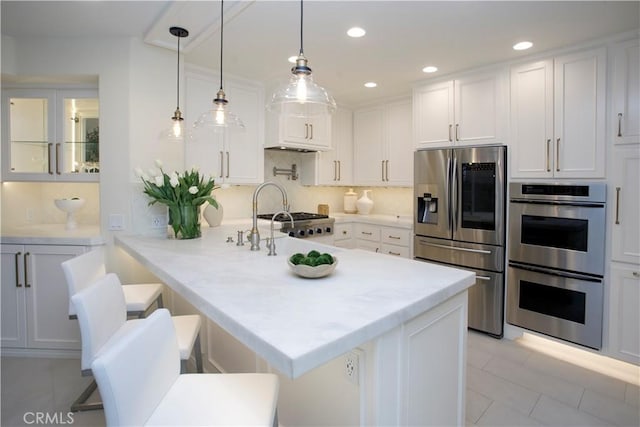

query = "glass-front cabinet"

[{"left": 1, "top": 88, "right": 99, "bottom": 181}]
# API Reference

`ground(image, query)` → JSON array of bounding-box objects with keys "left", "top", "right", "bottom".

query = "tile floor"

[{"left": 1, "top": 331, "right": 638, "bottom": 426}]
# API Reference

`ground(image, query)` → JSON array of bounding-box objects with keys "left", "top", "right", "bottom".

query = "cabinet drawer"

[
  {"left": 356, "top": 239, "right": 380, "bottom": 253},
  {"left": 381, "top": 243, "right": 410, "bottom": 258},
  {"left": 355, "top": 224, "right": 381, "bottom": 242},
  {"left": 334, "top": 223, "right": 353, "bottom": 241},
  {"left": 381, "top": 226, "right": 411, "bottom": 246}
]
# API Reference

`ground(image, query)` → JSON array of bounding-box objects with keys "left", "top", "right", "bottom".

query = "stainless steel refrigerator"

[{"left": 413, "top": 146, "right": 507, "bottom": 337}]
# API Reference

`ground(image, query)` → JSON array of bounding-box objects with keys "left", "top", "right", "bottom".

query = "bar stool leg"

[{"left": 70, "top": 379, "right": 103, "bottom": 412}]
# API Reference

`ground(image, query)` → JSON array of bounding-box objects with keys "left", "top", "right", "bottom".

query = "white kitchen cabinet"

[
  {"left": 354, "top": 223, "right": 411, "bottom": 258},
  {"left": 1, "top": 244, "right": 87, "bottom": 351},
  {"left": 413, "top": 69, "right": 506, "bottom": 149},
  {"left": 510, "top": 48, "right": 606, "bottom": 178},
  {"left": 608, "top": 264, "right": 640, "bottom": 365},
  {"left": 300, "top": 107, "right": 353, "bottom": 186},
  {"left": 611, "top": 146, "right": 640, "bottom": 265},
  {"left": 332, "top": 222, "right": 355, "bottom": 249},
  {"left": 1, "top": 88, "right": 100, "bottom": 182},
  {"left": 353, "top": 99, "right": 413, "bottom": 186},
  {"left": 185, "top": 71, "right": 264, "bottom": 185},
  {"left": 264, "top": 106, "right": 331, "bottom": 151},
  {"left": 612, "top": 38, "right": 640, "bottom": 145}
]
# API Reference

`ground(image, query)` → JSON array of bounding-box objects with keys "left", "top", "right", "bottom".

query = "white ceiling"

[{"left": 2, "top": 1, "right": 639, "bottom": 108}]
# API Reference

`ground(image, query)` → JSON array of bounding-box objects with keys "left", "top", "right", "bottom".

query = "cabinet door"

[
  {"left": 510, "top": 60, "right": 554, "bottom": 178},
  {"left": 553, "top": 48, "right": 606, "bottom": 178},
  {"left": 454, "top": 71, "right": 504, "bottom": 146},
  {"left": 413, "top": 80, "right": 454, "bottom": 148},
  {"left": 24, "top": 245, "right": 85, "bottom": 350},
  {"left": 385, "top": 100, "right": 413, "bottom": 186},
  {"left": 612, "top": 38, "right": 640, "bottom": 145},
  {"left": 186, "top": 74, "right": 225, "bottom": 179},
  {"left": 317, "top": 107, "right": 353, "bottom": 185},
  {"left": 280, "top": 115, "right": 331, "bottom": 150},
  {"left": 354, "top": 108, "right": 385, "bottom": 185},
  {"left": 611, "top": 146, "right": 640, "bottom": 264},
  {"left": 223, "top": 80, "right": 264, "bottom": 184},
  {"left": 2, "top": 89, "right": 55, "bottom": 179},
  {"left": 1, "top": 245, "right": 27, "bottom": 348},
  {"left": 609, "top": 264, "right": 640, "bottom": 364}
]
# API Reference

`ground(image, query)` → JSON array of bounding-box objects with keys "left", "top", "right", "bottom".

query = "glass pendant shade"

[{"left": 194, "top": 90, "right": 244, "bottom": 132}]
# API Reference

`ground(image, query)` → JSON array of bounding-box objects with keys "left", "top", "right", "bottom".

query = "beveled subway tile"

[
  {"left": 525, "top": 352, "right": 627, "bottom": 401},
  {"left": 530, "top": 395, "right": 610, "bottom": 426},
  {"left": 483, "top": 355, "right": 585, "bottom": 408},
  {"left": 579, "top": 389, "right": 640, "bottom": 426},
  {"left": 465, "top": 388, "right": 492, "bottom": 424},
  {"left": 626, "top": 383, "right": 640, "bottom": 407},
  {"left": 476, "top": 401, "right": 544, "bottom": 426},
  {"left": 467, "top": 365, "right": 540, "bottom": 416}
]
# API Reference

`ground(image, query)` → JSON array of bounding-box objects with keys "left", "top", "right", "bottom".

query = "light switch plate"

[{"left": 108, "top": 214, "right": 125, "bottom": 230}]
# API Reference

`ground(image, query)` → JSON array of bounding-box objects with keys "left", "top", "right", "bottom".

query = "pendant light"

[
  {"left": 266, "top": 0, "right": 336, "bottom": 117},
  {"left": 193, "top": 0, "right": 244, "bottom": 131},
  {"left": 159, "top": 26, "right": 190, "bottom": 143}
]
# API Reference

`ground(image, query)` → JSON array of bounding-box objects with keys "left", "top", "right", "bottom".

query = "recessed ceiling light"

[
  {"left": 513, "top": 41, "right": 533, "bottom": 51},
  {"left": 288, "top": 56, "right": 298, "bottom": 64},
  {"left": 422, "top": 66, "right": 438, "bottom": 73},
  {"left": 347, "top": 27, "right": 366, "bottom": 38},
  {"left": 364, "top": 82, "right": 377, "bottom": 88}
]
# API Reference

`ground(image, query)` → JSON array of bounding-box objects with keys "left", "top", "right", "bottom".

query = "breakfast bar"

[{"left": 115, "top": 224, "right": 475, "bottom": 426}]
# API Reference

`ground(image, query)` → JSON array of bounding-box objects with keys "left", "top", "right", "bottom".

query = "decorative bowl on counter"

[
  {"left": 287, "top": 251, "right": 338, "bottom": 279},
  {"left": 54, "top": 198, "right": 85, "bottom": 230}
]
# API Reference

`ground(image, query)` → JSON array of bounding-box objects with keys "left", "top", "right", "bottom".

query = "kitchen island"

[{"left": 115, "top": 224, "right": 475, "bottom": 426}]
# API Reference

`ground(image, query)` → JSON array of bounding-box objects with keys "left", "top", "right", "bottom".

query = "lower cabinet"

[
  {"left": 354, "top": 223, "right": 412, "bottom": 258},
  {"left": 333, "top": 223, "right": 355, "bottom": 249},
  {"left": 608, "top": 263, "right": 640, "bottom": 365},
  {"left": 1, "top": 243, "right": 87, "bottom": 351}
]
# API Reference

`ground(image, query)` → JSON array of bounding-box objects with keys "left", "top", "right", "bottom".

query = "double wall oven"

[
  {"left": 414, "top": 146, "right": 507, "bottom": 337},
  {"left": 507, "top": 182, "right": 607, "bottom": 349}
]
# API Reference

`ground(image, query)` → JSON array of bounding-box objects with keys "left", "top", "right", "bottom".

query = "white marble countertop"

[
  {"left": 332, "top": 213, "right": 413, "bottom": 229},
  {"left": 115, "top": 223, "right": 474, "bottom": 378},
  {"left": 1, "top": 224, "right": 105, "bottom": 246}
]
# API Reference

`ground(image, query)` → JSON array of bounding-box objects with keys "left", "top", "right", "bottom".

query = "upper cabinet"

[
  {"left": 185, "top": 71, "right": 264, "bottom": 185},
  {"left": 264, "top": 101, "right": 332, "bottom": 151},
  {"left": 353, "top": 99, "right": 413, "bottom": 186},
  {"left": 510, "top": 47, "right": 606, "bottom": 179},
  {"left": 612, "top": 38, "right": 640, "bottom": 145},
  {"left": 300, "top": 106, "right": 353, "bottom": 186},
  {"left": 2, "top": 88, "right": 99, "bottom": 182},
  {"left": 413, "top": 69, "right": 507, "bottom": 149}
]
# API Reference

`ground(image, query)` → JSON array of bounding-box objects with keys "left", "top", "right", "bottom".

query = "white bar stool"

[
  {"left": 69, "top": 273, "right": 203, "bottom": 412},
  {"left": 62, "top": 246, "right": 163, "bottom": 319},
  {"left": 92, "top": 309, "right": 279, "bottom": 427}
]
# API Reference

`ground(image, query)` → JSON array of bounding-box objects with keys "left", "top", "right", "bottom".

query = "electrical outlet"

[
  {"left": 108, "top": 214, "right": 125, "bottom": 231},
  {"left": 344, "top": 351, "right": 359, "bottom": 385},
  {"left": 151, "top": 215, "right": 166, "bottom": 229}
]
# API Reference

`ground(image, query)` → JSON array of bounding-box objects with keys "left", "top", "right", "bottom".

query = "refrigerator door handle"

[
  {"left": 446, "top": 156, "right": 452, "bottom": 232},
  {"left": 452, "top": 156, "right": 458, "bottom": 232}
]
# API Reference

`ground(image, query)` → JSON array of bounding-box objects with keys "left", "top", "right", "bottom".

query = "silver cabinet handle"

[
  {"left": 310, "top": 123, "right": 313, "bottom": 140},
  {"left": 219, "top": 151, "right": 224, "bottom": 178},
  {"left": 388, "top": 251, "right": 401, "bottom": 256},
  {"left": 448, "top": 124, "right": 453, "bottom": 142},
  {"left": 226, "top": 152, "right": 230, "bottom": 178},
  {"left": 615, "top": 187, "right": 621, "bottom": 225},
  {"left": 333, "top": 160, "right": 337, "bottom": 181},
  {"left": 15, "top": 252, "right": 22, "bottom": 287},
  {"left": 617, "top": 113, "right": 623, "bottom": 137},
  {"left": 55, "top": 143, "right": 61, "bottom": 175},
  {"left": 381, "top": 160, "right": 385, "bottom": 180},
  {"left": 385, "top": 160, "right": 389, "bottom": 181},
  {"left": 476, "top": 275, "right": 492, "bottom": 281},
  {"left": 546, "top": 139, "right": 551, "bottom": 172},
  {"left": 556, "top": 138, "right": 560, "bottom": 172},
  {"left": 633, "top": 271, "right": 640, "bottom": 278},
  {"left": 361, "top": 231, "right": 373, "bottom": 236},
  {"left": 48, "top": 143, "right": 54, "bottom": 175},
  {"left": 387, "top": 235, "right": 401, "bottom": 240},
  {"left": 418, "top": 241, "right": 492, "bottom": 254},
  {"left": 455, "top": 123, "right": 460, "bottom": 141},
  {"left": 24, "top": 252, "right": 30, "bottom": 288},
  {"left": 337, "top": 160, "right": 341, "bottom": 181}
]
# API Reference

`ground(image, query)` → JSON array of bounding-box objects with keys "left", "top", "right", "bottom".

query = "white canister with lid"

[{"left": 344, "top": 188, "right": 357, "bottom": 213}]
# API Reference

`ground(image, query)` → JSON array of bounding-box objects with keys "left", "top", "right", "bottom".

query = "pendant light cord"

[
  {"left": 219, "top": 0, "right": 224, "bottom": 91},
  {"left": 299, "top": 0, "right": 304, "bottom": 56},
  {"left": 176, "top": 34, "right": 181, "bottom": 109}
]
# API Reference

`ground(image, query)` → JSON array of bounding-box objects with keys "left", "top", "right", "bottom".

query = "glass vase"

[{"left": 168, "top": 204, "right": 201, "bottom": 239}]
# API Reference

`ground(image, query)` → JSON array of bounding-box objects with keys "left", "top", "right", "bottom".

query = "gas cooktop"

[
  {"left": 256, "top": 212, "right": 334, "bottom": 238},
  {"left": 256, "top": 212, "right": 329, "bottom": 222}
]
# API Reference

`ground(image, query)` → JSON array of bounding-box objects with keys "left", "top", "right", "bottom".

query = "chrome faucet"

[
  {"left": 249, "top": 181, "right": 289, "bottom": 251},
  {"left": 266, "top": 211, "right": 294, "bottom": 256}
]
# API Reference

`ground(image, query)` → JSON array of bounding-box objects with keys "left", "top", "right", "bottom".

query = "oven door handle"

[
  {"left": 508, "top": 261, "right": 602, "bottom": 282},
  {"left": 419, "top": 241, "right": 492, "bottom": 255},
  {"left": 509, "top": 200, "right": 605, "bottom": 208}
]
